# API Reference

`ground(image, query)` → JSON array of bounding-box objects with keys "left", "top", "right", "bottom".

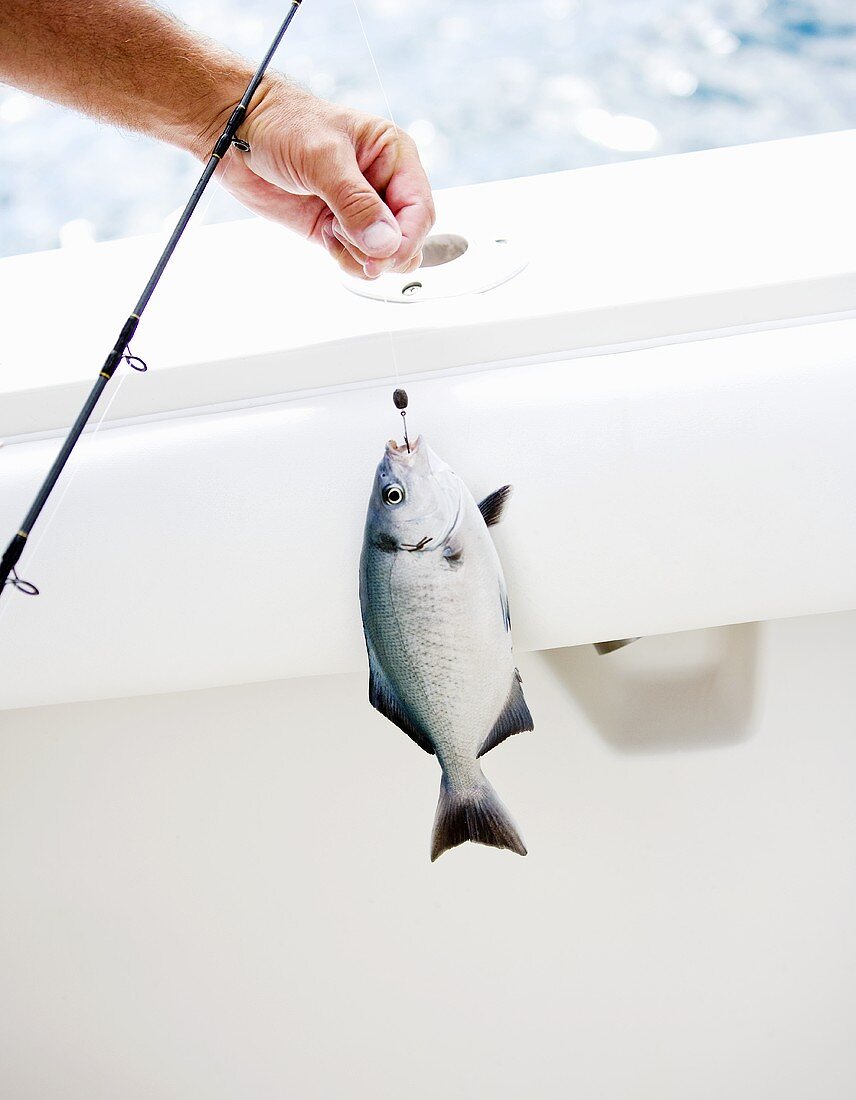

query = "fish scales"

[{"left": 375, "top": 527, "right": 508, "bottom": 780}]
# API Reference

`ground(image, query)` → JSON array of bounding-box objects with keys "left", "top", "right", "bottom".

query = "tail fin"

[{"left": 431, "top": 770, "right": 527, "bottom": 862}]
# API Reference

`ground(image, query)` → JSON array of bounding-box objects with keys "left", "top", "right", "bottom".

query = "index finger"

[{"left": 383, "top": 135, "right": 436, "bottom": 267}]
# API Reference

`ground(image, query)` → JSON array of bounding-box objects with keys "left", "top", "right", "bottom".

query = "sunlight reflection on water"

[{"left": 0, "top": 0, "right": 853, "bottom": 256}]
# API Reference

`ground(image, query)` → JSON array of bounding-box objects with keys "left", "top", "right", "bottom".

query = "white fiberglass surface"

[
  {"left": 3, "top": 131, "right": 855, "bottom": 435},
  {"left": 1, "top": 610, "right": 854, "bottom": 1097},
  {"left": 1, "top": 316, "right": 855, "bottom": 710}
]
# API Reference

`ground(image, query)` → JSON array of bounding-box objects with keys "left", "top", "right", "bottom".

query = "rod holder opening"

[{"left": 342, "top": 232, "right": 527, "bottom": 303}]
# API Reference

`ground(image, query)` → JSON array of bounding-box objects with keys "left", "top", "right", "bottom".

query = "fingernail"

[
  {"left": 364, "top": 258, "right": 394, "bottom": 278},
  {"left": 361, "top": 220, "right": 401, "bottom": 256}
]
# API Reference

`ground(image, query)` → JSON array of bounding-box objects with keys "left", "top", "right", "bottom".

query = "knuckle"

[
  {"left": 333, "top": 187, "right": 380, "bottom": 226},
  {"left": 300, "top": 133, "right": 340, "bottom": 164},
  {"left": 395, "top": 129, "right": 417, "bottom": 153}
]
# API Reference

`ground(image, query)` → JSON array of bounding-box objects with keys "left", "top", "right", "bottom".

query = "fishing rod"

[{"left": 0, "top": 0, "right": 305, "bottom": 604}]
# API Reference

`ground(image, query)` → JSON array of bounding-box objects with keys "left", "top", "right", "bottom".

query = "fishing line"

[
  {"left": 350, "top": 0, "right": 408, "bottom": 396},
  {"left": 0, "top": 0, "right": 305, "bottom": 607},
  {"left": 1, "top": 0, "right": 411, "bottom": 609}
]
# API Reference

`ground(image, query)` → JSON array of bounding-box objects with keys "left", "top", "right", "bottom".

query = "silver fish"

[{"left": 359, "top": 436, "right": 533, "bottom": 861}]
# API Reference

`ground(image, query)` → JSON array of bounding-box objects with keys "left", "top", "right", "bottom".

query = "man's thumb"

[{"left": 315, "top": 144, "right": 402, "bottom": 258}]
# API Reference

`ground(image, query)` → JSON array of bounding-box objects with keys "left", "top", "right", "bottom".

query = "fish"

[{"left": 359, "top": 435, "right": 533, "bottom": 861}]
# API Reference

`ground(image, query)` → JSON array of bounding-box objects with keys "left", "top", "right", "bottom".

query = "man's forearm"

[
  {"left": 0, "top": 0, "right": 251, "bottom": 157},
  {"left": 0, "top": 0, "right": 435, "bottom": 276}
]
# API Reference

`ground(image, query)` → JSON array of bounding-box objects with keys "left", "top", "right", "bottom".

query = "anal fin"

[
  {"left": 367, "top": 648, "right": 435, "bottom": 755},
  {"left": 477, "top": 669, "right": 534, "bottom": 757}
]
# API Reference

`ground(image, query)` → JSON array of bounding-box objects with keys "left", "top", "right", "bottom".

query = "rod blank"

[{"left": 0, "top": 0, "right": 305, "bottom": 604}]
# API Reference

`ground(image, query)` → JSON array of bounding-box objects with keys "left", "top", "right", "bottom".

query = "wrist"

[{"left": 169, "top": 55, "right": 258, "bottom": 161}]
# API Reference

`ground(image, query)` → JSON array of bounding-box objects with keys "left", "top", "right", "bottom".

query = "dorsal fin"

[
  {"left": 478, "top": 485, "right": 513, "bottom": 527},
  {"left": 477, "top": 670, "right": 534, "bottom": 757},
  {"left": 367, "top": 644, "right": 435, "bottom": 755}
]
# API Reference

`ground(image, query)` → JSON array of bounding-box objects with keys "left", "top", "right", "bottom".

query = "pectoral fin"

[
  {"left": 443, "top": 542, "right": 464, "bottom": 567},
  {"left": 477, "top": 670, "right": 534, "bottom": 757},
  {"left": 478, "top": 485, "right": 513, "bottom": 527},
  {"left": 367, "top": 645, "right": 435, "bottom": 755}
]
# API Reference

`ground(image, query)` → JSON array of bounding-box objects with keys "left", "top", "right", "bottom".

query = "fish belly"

[{"left": 364, "top": 543, "right": 512, "bottom": 787}]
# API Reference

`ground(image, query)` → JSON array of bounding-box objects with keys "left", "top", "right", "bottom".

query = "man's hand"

[
  {"left": 211, "top": 81, "right": 434, "bottom": 280},
  {"left": 0, "top": 1, "right": 435, "bottom": 278}
]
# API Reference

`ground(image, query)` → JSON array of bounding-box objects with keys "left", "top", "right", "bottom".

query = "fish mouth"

[{"left": 385, "top": 434, "right": 422, "bottom": 459}]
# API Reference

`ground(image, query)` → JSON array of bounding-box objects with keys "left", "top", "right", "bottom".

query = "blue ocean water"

[{"left": 0, "top": 0, "right": 853, "bottom": 257}]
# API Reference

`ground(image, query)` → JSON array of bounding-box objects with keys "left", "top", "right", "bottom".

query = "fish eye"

[{"left": 383, "top": 483, "right": 405, "bottom": 506}]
